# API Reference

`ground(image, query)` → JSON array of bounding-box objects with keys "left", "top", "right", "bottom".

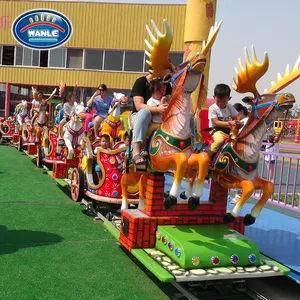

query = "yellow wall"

[
  {"left": 0, "top": 1, "right": 185, "bottom": 50},
  {"left": 0, "top": 66, "right": 141, "bottom": 88},
  {"left": 0, "top": 1, "right": 185, "bottom": 88}
]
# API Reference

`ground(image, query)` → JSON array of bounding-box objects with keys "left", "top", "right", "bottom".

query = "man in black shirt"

[{"left": 130, "top": 73, "right": 172, "bottom": 165}]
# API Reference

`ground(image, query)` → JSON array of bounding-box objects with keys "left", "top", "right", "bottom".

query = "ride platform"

[
  {"left": 229, "top": 201, "right": 300, "bottom": 283},
  {"left": 105, "top": 218, "right": 289, "bottom": 283},
  {"left": 100, "top": 173, "right": 290, "bottom": 283}
]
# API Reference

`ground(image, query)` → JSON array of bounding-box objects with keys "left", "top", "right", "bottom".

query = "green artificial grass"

[
  {"left": 0, "top": 146, "right": 175, "bottom": 300},
  {"left": 0, "top": 146, "right": 71, "bottom": 203}
]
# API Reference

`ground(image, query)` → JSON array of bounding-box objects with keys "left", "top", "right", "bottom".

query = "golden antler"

[
  {"left": 59, "top": 80, "right": 66, "bottom": 99},
  {"left": 73, "top": 81, "right": 78, "bottom": 96},
  {"left": 233, "top": 46, "right": 269, "bottom": 97},
  {"left": 145, "top": 19, "right": 173, "bottom": 77},
  {"left": 201, "top": 20, "right": 223, "bottom": 56},
  {"left": 32, "top": 86, "right": 39, "bottom": 101},
  {"left": 264, "top": 55, "right": 300, "bottom": 93}
]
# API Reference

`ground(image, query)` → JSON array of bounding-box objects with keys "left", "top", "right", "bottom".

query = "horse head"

[
  {"left": 21, "top": 99, "right": 28, "bottom": 109},
  {"left": 71, "top": 105, "right": 86, "bottom": 126},
  {"left": 158, "top": 21, "right": 222, "bottom": 130},
  {"left": 233, "top": 46, "right": 299, "bottom": 141},
  {"left": 242, "top": 93, "right": 294, "bottom": 133},
  {"left": 108, "top": 93, "right": 128, "bottom": 118}
]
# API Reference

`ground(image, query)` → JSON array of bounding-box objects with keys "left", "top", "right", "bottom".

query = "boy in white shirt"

[
  {"left": 208, "top": 84, "right": 241, "bottom": 158},
  {"left": 57, "top": 91, "right": 77, "bottom": 144}
]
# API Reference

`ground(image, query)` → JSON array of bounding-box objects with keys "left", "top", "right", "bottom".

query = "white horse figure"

[
  {"left": 15, "top": 100, "right": 30, "bottom": 134},
  {"left": 63, "top": 104, "right": 86, "bottom": 160}
]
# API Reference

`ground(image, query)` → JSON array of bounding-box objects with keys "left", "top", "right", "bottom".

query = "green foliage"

[{"left": 273, "top": 193, "right": 299, "bottom": 206}]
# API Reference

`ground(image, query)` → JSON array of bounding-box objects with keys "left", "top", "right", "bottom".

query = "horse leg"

[
  {"left": 15, "top": 119, "right": 20, "bottom": 134},
  {"left": 185, "top": 152, "right": 210, "bottom": 210},
  {"left": 121, "top": 172, "right": 142, "bottom": 210},
  {"left": 138, "top": 173, "right": 148, "bottom": 210},
  {"left": 242, "top": 177, "right": 274, "bottom": 225},
  {"left": 229, "top": 180, "right": 255, "bottom": 225},
  {"left": 217, "top": 176, "right": 254, "bottom": 224},
  {"left": 64, "top": 134, "right": 74, "bottom": 159},
  {"left": 180, "top": 176, "right": 196, "bottom": 200},
  {"left": 165, "top": 153, "right": 188, "bottom": 210},
  {"left": 35, "top": 129, "right": 40, "bottom": 144}
]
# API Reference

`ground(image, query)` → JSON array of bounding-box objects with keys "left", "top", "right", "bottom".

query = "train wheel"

[
  {"left": 71, "top": 168, "right": 85, "bottom": 202},
  {"left": 36, "top": 145, "right": 43, "bottom": 168},
  {"left": 18, "top": 135, "right": 23, "bottom": 152}
]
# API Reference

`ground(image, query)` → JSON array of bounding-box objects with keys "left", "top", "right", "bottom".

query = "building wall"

[
  {"left": 0, "top": 1, "right": 185, "bottom": 88},
  {"left": 0, "top": 66, "right": 141, "bottom": 89},
  {"left": 0, "top": 2, "right": 185, "bottom": 50}
]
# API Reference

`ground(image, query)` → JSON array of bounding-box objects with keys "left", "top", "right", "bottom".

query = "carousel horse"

[
  {"left": 100, "top": 92, "right": 128, "bottom": 142},
  {"left": 121, "top": 20, "right": 222, "bottom": 211},
  {"left": 15, "top": 100, "right": 30, "bottom": 134},
  {"left": 29, "top": 87, "right": 56, "bottom": 143},
  {"left": 183, "top": 47, "right": 299, "bottom": 225},
  {"left": 62, "top": 105, "right": 86, "bottom": 160}
]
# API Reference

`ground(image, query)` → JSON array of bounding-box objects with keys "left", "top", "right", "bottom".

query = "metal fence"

[{"left": 250, "top": 143, "right": 300, "bottom": 212}]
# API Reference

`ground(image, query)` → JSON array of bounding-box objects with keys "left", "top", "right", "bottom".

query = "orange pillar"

[{"left": 184, "top": 0, "right": 217, "bottom": 140}]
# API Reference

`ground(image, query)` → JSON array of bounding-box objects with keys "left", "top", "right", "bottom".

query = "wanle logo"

[{"left": 12, "top": 9, "right": 72, "bottom": 50}]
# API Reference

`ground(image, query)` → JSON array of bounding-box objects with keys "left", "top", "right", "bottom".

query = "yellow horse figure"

[
  {"left": 184, "top": 47, "right": 299, "bottom": 225},
  {"left": 100, "top": 92, "right": 128, "bottom": 142},
  {"left": 121, "top": 20, "right": 222, "bottom": 211}
]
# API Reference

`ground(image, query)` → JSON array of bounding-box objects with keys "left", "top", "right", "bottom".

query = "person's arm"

[
  {"left": 131, "top": 77, "right": 167, "bottom": 114},
  {"left": 208, "top": 106, "right": 232, "bottom": 127},
  {"left": 63, "top": 103, "right": 72, "bottom": 117},
  {"left": 211, "top": 118, "right": 235, "bottom": 128},
  {"left": 134, "top": 96, "right": 167, "bottom": 114},
  {"left": 161, "top": 96, "right": 167, "bottom": 105},
  {"left": 87, "top": 90, "right": 100, "bottom": 108}
]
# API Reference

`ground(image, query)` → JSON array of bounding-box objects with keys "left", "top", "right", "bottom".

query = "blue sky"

[
  {"left": 44, "top": 0, "right": 300, "bottom": 105},
  {"left": 209, "top": 0, "right": 300, "bottom": 105}
]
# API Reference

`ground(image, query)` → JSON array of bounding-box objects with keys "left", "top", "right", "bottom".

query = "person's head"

[
  {"left": 213, "top": 84, "right": 232, "bottom": 109},
  {"left": 98, "top": 84, "right": 108, "bottom": 98},
  {"left": 65, "top": 91, "right": 75, "bottom": 104},
  {"left": 124, "top": 134, "right": 131, "bottom": 147},
  {"left": 268, "top": 135, "right": 275, "bottom": 143},
  {"left": 37, "top": 92, "right": 43, "bottom": 101},
  {"left": 233, "top": 103, "right": 248, "bottom": 120},
  {"left": 150, "top": 79, "right": 167, "bottom": 97},
  {"left": 99, "top": 134, "right": 110, "bottom": 149}
]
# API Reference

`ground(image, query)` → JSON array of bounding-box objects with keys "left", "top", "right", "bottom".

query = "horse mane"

[{"left": 162, "top": 85, "right": 185, "bottom": 122}]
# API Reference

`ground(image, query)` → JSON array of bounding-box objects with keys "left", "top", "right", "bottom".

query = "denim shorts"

[{"left": 94, "top": 113, "right": 107, "bottom": 119}]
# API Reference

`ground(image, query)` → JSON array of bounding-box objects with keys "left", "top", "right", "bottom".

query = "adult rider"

[{"left": 131, "top": 72, "right": 173, "bottom": 165}]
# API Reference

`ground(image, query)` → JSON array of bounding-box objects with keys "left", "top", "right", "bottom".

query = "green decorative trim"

[
  {"left": 132, "top": 248, "right": 175, "bottom": 282},
  {"left": 215, "top": 143, "right": 258, "bottom": 173},
  {"left": 103, "top": 220, "right": 120, "bottom": 240},
  {"left": 260, "top": 254, "right": 290, "bottom": 275},
  {"left": 149, "top": 128, "right": 192, "bottom": 156}
]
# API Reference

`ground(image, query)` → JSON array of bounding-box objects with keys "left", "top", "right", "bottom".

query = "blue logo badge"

[{"left": 12, "top": 9, "right": 72, "bottom": 50}]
